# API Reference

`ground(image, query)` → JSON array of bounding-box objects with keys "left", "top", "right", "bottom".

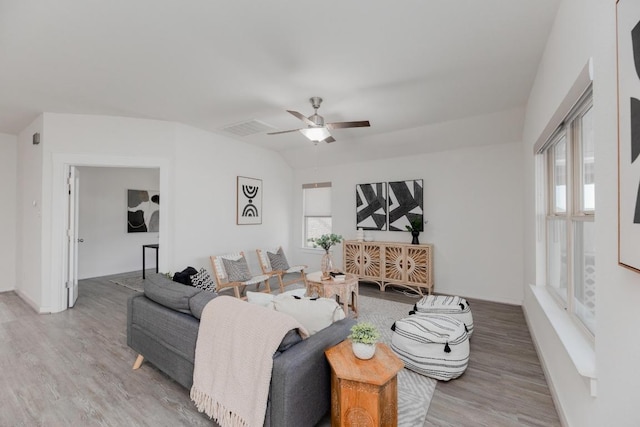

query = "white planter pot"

[{"left": 352, "top": 341, "right": 376, "bottom": 360}]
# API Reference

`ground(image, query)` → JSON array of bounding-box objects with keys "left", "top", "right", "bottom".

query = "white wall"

[
  {"left": 172, "top": 124, "right": 293, "bottom": 276},
  {"left": 36, "top": 113, "right": 175, "bottom": 312},
  {"left": 15, "top": 117, "right": 43, "bottom": 310},
  {"left": 522, "top": 0, "right": 640, "bottom": 424},
  {"left": 292, "top": 141, "right": 524, "bottom": 305},
  {"left": 14, "top": 113, "right": 293, "bottom": 312},
  {"left": 77, "top": 166, "right": 160, "bottom": 279},
  {"left": 0, "top": 133, "right": 17, "bottom": 292}
]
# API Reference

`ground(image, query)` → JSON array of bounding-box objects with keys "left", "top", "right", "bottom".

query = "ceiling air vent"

[{"left": 220, "top": 120, "right": 276, "bottom": 137}]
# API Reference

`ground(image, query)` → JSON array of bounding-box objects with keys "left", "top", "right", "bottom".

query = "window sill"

[
  {"left": 300, "top": 247, "right": 328, "bottom": 254},
  {"left": 529, "top": 284, "right": 597, "bottom": 396}
]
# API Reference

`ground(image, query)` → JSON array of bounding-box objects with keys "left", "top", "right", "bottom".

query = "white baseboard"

[
  {"left": 523, "top": 287, "right": 572, "bottom": 427},
  {"left": 14, "top": 288, "right": 50, "bottom": 314}
]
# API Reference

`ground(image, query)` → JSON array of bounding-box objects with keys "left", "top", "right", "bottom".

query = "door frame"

[
  {"left": 66, "top": 166, "right": 80, "bottom": 308},
  {"left": 51, "top": 153, "right": 170, "bottom": 313}
]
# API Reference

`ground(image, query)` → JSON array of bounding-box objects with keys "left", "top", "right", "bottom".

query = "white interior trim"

[
  {"left": 49, "top": 153, "right": 171, "bottom": 313},
  {"left": 533, "top": 58, "right": 594, "bottom": 154},
  {"left": 529, "top": 284, "right": 597, "bottom": 396}
]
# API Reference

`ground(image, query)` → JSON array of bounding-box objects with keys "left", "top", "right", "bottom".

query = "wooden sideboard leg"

[{"left": 132, "top": 354, "right": 144, "bottom": 370}]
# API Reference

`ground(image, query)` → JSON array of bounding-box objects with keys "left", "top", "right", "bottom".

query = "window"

[
  {"left": 541, "top": 88, "right": 595, "bottom": 334},
  {"left": 303, "top": 182, "right": 332, "bottom": 248}
]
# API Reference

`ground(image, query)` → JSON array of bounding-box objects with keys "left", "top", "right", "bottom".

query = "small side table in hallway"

[{"left": 142, "top": 244, "right": 159, "bottom": 279}]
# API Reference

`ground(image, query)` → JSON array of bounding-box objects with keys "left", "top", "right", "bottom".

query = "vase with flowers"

[{"left": 308, "top": 233, "right": 344, "bottom": 278}]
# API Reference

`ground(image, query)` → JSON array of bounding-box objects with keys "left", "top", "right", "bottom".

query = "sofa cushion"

[
  {"left": 247, "top": 288, "right": 307, "bottom": 310},
  {"left": 247, "top": 291, "right": 276, "bottom": 309},
  {"left": 275, "top": 329, "right": 303, "bottom": 354},
  {"left": 189, "top": 290, "right": 218, "bottom": 319},
  {"left": 273, "top": 295, "right": 345, "bottom": 336},
  {"left": 267, "top": 247, "right": 290, "bottom": 271},
  {"left": 144, "top": 273, "right": 201, "bottom": 314}
]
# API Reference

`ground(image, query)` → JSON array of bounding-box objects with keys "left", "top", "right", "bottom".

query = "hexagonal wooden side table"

[{"left": 325, "top": 340, "right": 404, "bottom": 426}]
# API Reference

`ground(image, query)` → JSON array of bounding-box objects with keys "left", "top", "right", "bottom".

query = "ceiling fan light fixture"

[
  {"left": 270, "top": 97, "right": 370, "bottom": 143},
  {"left": 300, "top": 127, "right": 330, "bottom": 142}
]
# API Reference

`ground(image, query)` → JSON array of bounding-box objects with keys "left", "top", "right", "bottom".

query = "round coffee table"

[{"left": 306, "top": 272, "right": 359, "bottom": 318}]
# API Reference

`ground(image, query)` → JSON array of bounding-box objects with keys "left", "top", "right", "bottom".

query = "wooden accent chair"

[
  {"left": 256, "top": 247, "right": 308, "bottom": 293},
  {"left": 210, "top": 252, "right": 271, "bottom": 299}
]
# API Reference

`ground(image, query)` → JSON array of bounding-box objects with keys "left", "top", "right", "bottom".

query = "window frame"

[
  {"left": 542, "top": 87, "right": 595, "bottom": 337},
  {"left": 302, "top": 182, "right": 332, "bottom": 249}
]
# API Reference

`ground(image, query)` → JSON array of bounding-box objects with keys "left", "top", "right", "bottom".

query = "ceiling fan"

[{"left": 268, "top": 97, "right": 370, "bottom": 143}]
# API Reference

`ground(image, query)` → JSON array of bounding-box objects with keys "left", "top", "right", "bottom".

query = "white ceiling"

[{"left": 0, "top": 0, "right": 559, "bottom": 163}]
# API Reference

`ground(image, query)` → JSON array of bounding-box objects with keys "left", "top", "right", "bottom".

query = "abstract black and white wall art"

[
  {"left": 127, "top": 189, "right": 160, "bottom": 233},
  {"left": 388, "top": 179, "right": 423, "bottom": 232},
  {"left": 237, "top": 176, "right": 262, "bottom": 225},
  {"left": 618, "top": 0, "right": 640, "bottom": 271},
  {"left": 356, "top": 182, "right": 387, "bottom": 230}
]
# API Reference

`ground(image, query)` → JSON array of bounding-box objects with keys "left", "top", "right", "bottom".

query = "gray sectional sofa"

[{"left": 127, "top": 273, "right": 355, "bottom": 427}]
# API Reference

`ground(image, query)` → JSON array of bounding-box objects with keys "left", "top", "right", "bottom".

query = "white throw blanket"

[{"left": 190, "top": 296, "right": 308, "bottom": 427}]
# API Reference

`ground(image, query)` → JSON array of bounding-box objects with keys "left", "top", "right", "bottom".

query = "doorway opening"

[{"left": 53, "top": 154, "right": 169, "bottom": 313}]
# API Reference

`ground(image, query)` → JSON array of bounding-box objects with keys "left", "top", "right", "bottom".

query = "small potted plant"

[
  {"left": 405, "top": 217, "right": 424, "bottom": 245},
  {"left": 348, "top": 322, "right": 380, "bottom": 360},
  {"left": 308, "top": 233, "right": 344, "bottom": 277}
]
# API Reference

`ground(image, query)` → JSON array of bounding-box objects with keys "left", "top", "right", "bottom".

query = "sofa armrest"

[
  {"left": 127, "top": 292, "right": 201, "bottom": 389},
  {"left": 269, "top": 317, "right": 356, "bottom": 427}
]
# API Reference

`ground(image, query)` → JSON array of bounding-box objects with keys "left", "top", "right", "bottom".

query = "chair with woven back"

[
  {"left": 210, "top": 252, "right": 271, "bottom": 299},
  {"left": 256, "top": 247, "right": 308, "bottom": 293}
]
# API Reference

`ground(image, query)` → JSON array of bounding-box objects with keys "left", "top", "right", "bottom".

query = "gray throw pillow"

[
  {"left": 267, "top": 247, "right": 290, "bottom": 271},
  {"left": 275, "top": 329, "right": 303, "bottom": 355},
  {"left": 189, "top": 291, "right": 218, "bottom": 319},
  {"left": 222, "top": 257, "right": 252, "bottom": 282},
  {"left": 144, "top": 273, "right": 201, "bottom": 314}
]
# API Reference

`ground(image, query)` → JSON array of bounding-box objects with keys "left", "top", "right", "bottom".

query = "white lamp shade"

[{"left": 300, "top": 127, "right": 330, "bottom": 141}]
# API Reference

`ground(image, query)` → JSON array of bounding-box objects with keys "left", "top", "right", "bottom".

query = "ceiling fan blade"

[
  {"left": 322, "top": 136, "right": 336, "bottom": 143},
  {"left": 287, "top": 110, "right": 316, "bottom": 127},
  {"left": 326, "top": 120, "right": 370, "bottom": 130},
  {"left": 267, "top": 128, "right": 301, "bottom": 135}
]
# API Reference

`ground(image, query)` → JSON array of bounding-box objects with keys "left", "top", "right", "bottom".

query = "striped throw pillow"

[
  {"left": 267, "top": 247, "right": 290, "bottom": 271},
  {"left": 222, "top": 257, "right": 252, "bottom": 282}
]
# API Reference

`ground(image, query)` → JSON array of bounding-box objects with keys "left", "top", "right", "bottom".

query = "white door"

[{"left": 67, "top": 166, "right": 80, "bottom": 308}]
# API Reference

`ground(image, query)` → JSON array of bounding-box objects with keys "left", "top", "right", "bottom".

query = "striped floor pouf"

[
  {"left": 391, "top": 314, "right": 470, "bottom": 381},
  {"left": 411, "top": 295, "right": 474, "bottom": 337}
]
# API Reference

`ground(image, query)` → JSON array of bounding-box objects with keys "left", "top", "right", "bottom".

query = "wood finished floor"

[{"left": 0, "top": 274, "right": 560, "bottom": 426}]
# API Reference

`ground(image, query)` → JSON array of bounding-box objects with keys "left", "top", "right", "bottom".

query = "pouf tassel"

[
  {"left": 391, "top": 322, "right": 396, "bottom": 332},
  {"left": 409, "top": 310, "right": 416, "bottom": 315},
  {"left": 444, "top": 342, "right": 451, "bottom": 353},
  {"left": 459, "top": 303, "right": 465, "bottom": 310}
]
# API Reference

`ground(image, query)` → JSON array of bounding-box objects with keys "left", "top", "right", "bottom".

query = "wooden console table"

[
  {"left": 343, "top": 241, "right": 433, "bottom": 295},
  {"left": 325, "top": 340, "right": 404, "bottom": 426}
]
